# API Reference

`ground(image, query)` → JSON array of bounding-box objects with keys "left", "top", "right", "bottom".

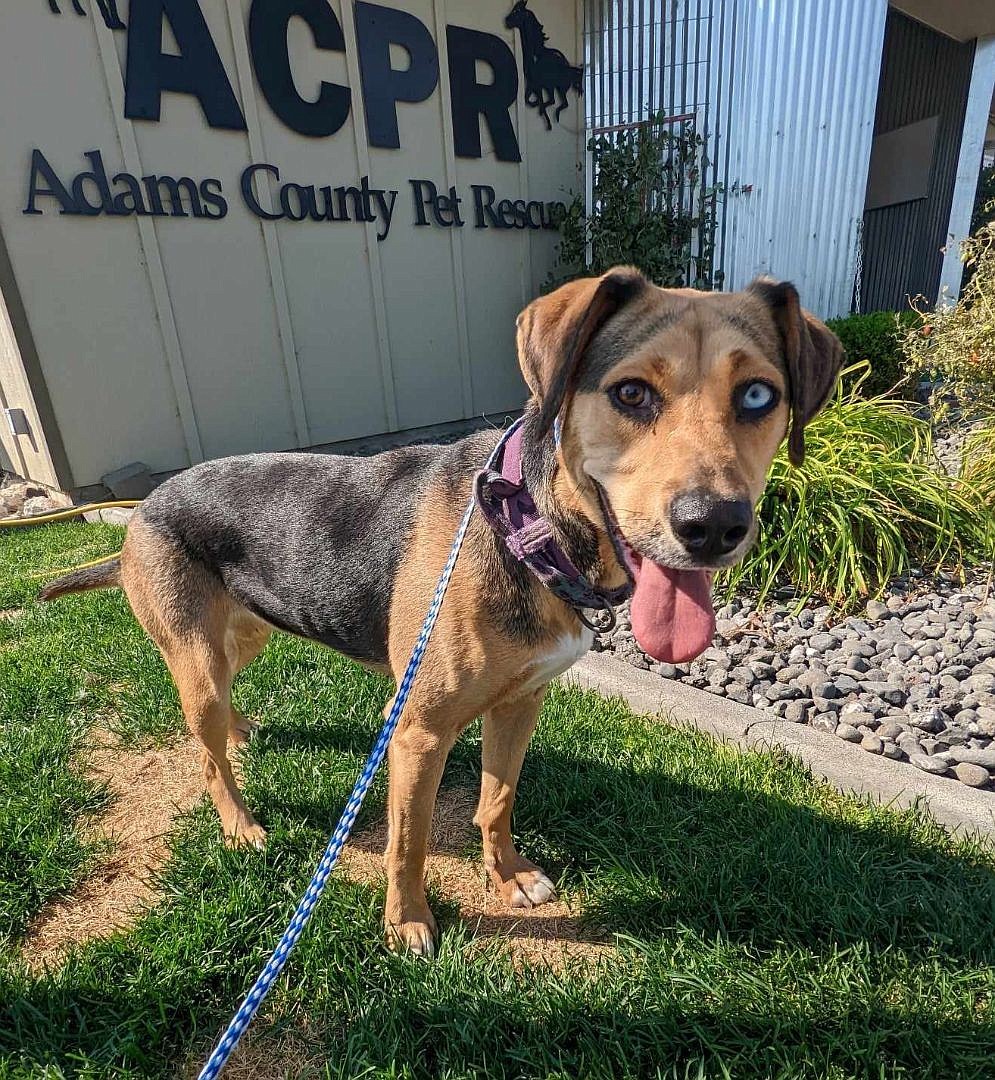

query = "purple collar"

[{"left": 474, "top": 419, "right": 633, "bottom": 630}]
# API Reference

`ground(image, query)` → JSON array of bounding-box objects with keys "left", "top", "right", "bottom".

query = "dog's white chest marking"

[{"left": 521, "top": 626, "right": 594, "bottom": 694}]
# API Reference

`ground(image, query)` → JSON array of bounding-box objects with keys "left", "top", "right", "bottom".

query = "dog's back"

[{"left": 135, "top": 444, "right": 452, "bottom": 665}]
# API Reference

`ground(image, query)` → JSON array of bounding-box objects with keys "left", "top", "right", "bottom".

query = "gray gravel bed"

[{"left": 596, "top": 568, "right": 995, "bottom": 791}]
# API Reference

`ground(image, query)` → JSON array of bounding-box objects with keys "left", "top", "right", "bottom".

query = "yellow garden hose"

[
  {"left": 0, "top": 499, "right": 141, "bottom": 527},
  {"left": 2, "top": 500, "right": 140, "bottom": 580}
]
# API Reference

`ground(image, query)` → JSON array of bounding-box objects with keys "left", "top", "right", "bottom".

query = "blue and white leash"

[{"left": 197, "top": 420, "right": 521, "bottom": 1080}]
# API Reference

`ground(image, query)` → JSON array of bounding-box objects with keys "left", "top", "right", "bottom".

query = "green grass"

[{"left": 3, "top": 523, "right": 995, "bottom": 1078}]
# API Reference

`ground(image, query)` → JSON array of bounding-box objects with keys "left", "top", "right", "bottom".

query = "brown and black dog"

[{"left": 42, "top": 268, "right": 842, "bottom": 956}]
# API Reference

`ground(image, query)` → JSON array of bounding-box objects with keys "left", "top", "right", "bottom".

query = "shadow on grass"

[{"left": 3, "top": 694, "right": 995, "bottom": 1078}]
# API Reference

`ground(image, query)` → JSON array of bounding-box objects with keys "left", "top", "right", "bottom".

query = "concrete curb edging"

[{"left": 565, "top": 652, "right": 995, "bottom": 838}]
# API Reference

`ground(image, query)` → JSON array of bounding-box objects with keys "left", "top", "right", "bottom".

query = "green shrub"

[
  {"left": 825, "top": 310, "right": 919, "bottom": 398},
  {"left": 548, "top": 116, "right": 722, "bottom": 291},
  {"left": 903, "top": 204, "right": 995, "bottom": 416},
  {"left": 721, "top": 364, "right": 991, "bottom": 608}
]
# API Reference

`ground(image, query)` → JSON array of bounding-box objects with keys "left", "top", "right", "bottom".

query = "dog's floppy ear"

[
  {"left": 749, "top": 279, "right": 844, "bottom": 466},
  {"left": 517, "top": 267, "right": 648, "bottom": 437}
]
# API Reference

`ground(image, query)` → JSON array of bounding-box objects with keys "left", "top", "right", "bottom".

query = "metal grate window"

[{"left": 583, "top": 0, "right": 736, "bottom": 287}]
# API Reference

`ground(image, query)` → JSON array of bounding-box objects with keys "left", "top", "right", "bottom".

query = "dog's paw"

[
  {"left": 386, "top": 910, "right": 438, "bottom": 959},
  {"left": 229, "top": 710, "right": 258, "bottom": 747},
  {"left": 490, "top": 860, "right": 557, "bottom": 909},
  {"left": 386, "top": 915, "right": 436, "bottom": 959},
  {"left": 224, "top": 821, "right": 268, "bottom": 851}
]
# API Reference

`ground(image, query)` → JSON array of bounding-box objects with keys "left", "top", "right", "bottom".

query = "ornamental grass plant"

[{"left": 723, "top": 364, "right": 992, "bottom": 607}]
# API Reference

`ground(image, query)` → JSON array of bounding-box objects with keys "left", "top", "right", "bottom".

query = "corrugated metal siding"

[
  {"left": 860, "top": 10, "right": 976, "bottom": 312},
  {"left": 719, "top": 0, "right": 886, "bottom": 317},
  {"left": 584, "top": 0, "right": 888, "bottom": 319}
]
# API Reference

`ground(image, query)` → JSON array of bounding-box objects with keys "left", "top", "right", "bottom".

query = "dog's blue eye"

[{"left": 737, "top": 380, "right": 778, "bottom": 417}]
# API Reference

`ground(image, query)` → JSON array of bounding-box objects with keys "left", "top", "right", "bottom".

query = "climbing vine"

[{"left": 548, "top": 116, "right": 723, "bottom": 291}]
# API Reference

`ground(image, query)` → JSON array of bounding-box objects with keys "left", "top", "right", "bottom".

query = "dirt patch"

[
  {"left": 179, "top": 1021, "right": 325, "bottom": 1080},
  {"left": 340, "top": 785, "right": 611, "bottom": 969},
  {"left": 21, "top": 730, "right": 203, "bottom": 971},
  {"left": 0, "top": 608, "right": 26, "bottom": 621},
  {"left": 20, "top": 754, "right": 609, "bottom": 975}
]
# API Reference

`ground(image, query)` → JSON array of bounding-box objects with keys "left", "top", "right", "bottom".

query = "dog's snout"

[{"left": 669, "top": 490, "right": 752, "bottom": 561}]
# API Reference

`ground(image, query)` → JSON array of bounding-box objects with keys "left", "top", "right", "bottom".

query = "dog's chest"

[{"left": 520, "top": 626, "right": 594, "bottom": 694}]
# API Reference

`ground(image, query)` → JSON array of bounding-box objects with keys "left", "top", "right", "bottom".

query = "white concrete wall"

[{"left": 0, "top": 0, "right": 583, "bottom": 487}]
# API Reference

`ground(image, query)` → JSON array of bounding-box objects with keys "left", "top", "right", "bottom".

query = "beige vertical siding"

[{"left": 0, "top": 1, "right": 583, "bottom": 487}]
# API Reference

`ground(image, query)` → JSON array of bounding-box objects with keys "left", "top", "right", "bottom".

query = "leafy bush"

[
  {"left": 721, "top": 364, "right": 992, "bottom": 608},
  {"left": 903, "top": 204, "right": 995, "bottom": 416},
  {"left": 548, "top": 116, "right": 722, "bottom": 290},
  {"left": 825, "top": 310, "right": 920, "bottom": 398}
]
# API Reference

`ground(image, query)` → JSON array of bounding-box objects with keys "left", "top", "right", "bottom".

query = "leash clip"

[{"left": 576, "top": 604, "right": 616, "bottom": 634}]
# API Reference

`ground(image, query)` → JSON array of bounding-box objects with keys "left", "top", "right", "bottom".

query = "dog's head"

[{"left": 516, "top": 267, "right": 843, "bottom": 663}]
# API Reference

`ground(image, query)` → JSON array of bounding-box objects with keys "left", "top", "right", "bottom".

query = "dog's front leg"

[
  {"left": 476, "top": 688, "right": 557, "bottom": 908},
  {"left": 383, "top": 703, "right": 464, "bottom": 958}
]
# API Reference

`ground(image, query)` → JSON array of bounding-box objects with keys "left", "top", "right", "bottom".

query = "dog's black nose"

[{"left": 669, "top": 490, "right": 753, "bottom": 561}]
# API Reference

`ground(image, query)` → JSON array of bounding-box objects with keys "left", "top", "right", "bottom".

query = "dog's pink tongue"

[{"left": 630, "top": 561, "right": 715, "bottom": 663}]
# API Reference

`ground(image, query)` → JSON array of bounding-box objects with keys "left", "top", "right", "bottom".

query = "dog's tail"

[{"left": 39, "top": 558, "right": 121, "bottom": 602}]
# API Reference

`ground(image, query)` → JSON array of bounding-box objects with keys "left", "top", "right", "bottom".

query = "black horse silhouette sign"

[
  {"left": 505, "top": 0, "right": 582, "bottom": 130},
  {"left": 48, "top": 0, "right": 125, "bottom": 31}
]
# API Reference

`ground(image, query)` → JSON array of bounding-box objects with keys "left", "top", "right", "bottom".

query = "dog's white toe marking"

[
  {"left": 401, "top": 924, "right": 437, "bottom": 958},
  {"left": 508, "top": 870, "right": 557, "bottom": 908},
  {"left": 509, "top": 884, "right": 533, "bottom": 909},
  {"left": 521, "top": 870, "right": 556, "bottom": 905}
]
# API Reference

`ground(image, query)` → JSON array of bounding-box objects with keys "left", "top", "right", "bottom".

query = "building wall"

[
  {"left": 0, "top": 0, "right": 584, "bottom": 489},
  {"left": 861, "top": 9, "right": 976, "bottom": 312},
  {"left": 719, "top": 0, "right": 886, "bottom": 317}
]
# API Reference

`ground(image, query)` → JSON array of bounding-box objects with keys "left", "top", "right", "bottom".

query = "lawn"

[{"left": 2, "top": 522, "right": 995, "bottom": 1079}]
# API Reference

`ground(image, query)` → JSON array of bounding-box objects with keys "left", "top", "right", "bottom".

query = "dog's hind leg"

[
  {"left": 71, "top": 0, "right": 85, "bottom": 15},
  {"left": 476, "top": 688, "right": 556, "bottom": 909},
  {"left": 120, "top": 522, "right": 266, "bottom": 848},
  {"left": 227, "top": 612, "right": 272, "bottom": 747},
  {"left": 48, "top": 1, "right": 62, "bottom": 15},
  {"left": 171, "top": 635, "right": 266, "bottom": 848}
]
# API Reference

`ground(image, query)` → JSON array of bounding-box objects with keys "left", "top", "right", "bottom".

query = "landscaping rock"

[
  {"left": 784, "top": 700, "right": 811, "bottom": 724},
  {"left": 865, "top": 600, "right": 889, "bottom": 620},
  {"left": 946, "top": 747, "right": 995, "bottom": 769},
  {"left": 953, "top": 763, "right": 990, "bottom": 788},
  {"left": 596, "top": 564, "right": 995, "bottom": 795},
  {"left": 861, "top": 733, "right": 884, "bottom": 754},
  {"left": 908, "top": 753, "right": 950, "bottom": 776}
]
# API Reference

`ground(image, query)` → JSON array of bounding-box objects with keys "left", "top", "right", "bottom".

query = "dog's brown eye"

[{"left": 611, "top": 380, "right": 654, "bottom": 412}]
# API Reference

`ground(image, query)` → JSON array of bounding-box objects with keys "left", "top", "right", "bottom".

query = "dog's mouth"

[{"left": 600, "top": 493, "right": 716, "bottom": 665}]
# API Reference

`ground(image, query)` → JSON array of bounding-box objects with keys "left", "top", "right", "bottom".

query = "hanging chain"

[{"left": 852, "top": 216, "right": 864, "bottom": 314}]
